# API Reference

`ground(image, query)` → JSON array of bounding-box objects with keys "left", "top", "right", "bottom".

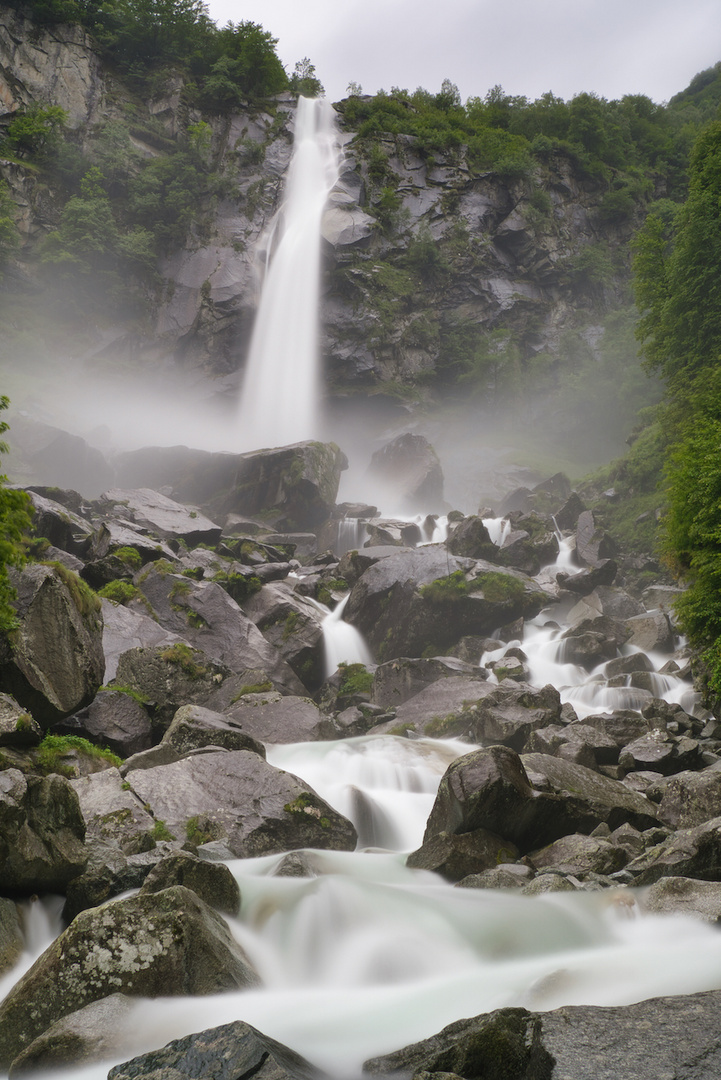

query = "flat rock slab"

[
  {"left": 125, "top": 750, "right": 357, "bottom": 856},
  {"left": 370, "top": 676, "right": 496, "bottom": 738},
  {"left": 223, "top": 694, "right": 337, "bottom": 743},
  {"left": 101, "top": 599, "right": 186, "bottom": 683},
  {"left": 100, "top": 488, "right": 222, "bottom": 547}
]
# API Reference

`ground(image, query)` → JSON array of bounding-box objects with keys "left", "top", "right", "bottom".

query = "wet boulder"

[
  {"left": 139, "top": 850, "right": 240, "bottom": 916},
  {"left": 26, "top": 489, "right": 94, "bottom": 557},
  {"left": 0, "top": 693, "right": 42, "bottom": 749},
  {"left": 0, "top": 564, "right": 104, "bottom": 727},
  {"left": 345, "top": 547, "right": 547, "bottom": 662},
  {"left": 162, "top": 703, "right": 266, "bottom": 757},
  {"left": 372, "top": 655, "right": 487, "bottom": 709},
  {"left": 98, "top": 487, "right": 222, "bottom": 548},
  {"left": 0, "top": 770, "right": 87, "bottom": 895},
  {"left": 55, "top": 689, "right": 153, "bottom": 758},
  {"left": 366, "top": 432, "right": 444, "bottom": 512},
  {"left": 624, "top": 610, "right": 676, "bottom": 653},
  {"left": 619, "top": 730, "right": 701, "bottom": 776},
  {"left": 7, "top": 994, "right": 137, "bottom": 1078},
  {"left": 0, "top": 886, "right": 259, "bottom": 1071},
  {"left": 133, "top": 564, "right": 303, "bottom": 694},
  {"left": 559, "top": 615, "right": 630, "bottom": 669},
  {"left": 241, "top": 581, "right": 326, "bottom": 690},
  {"left": 101, "top": 598, "right": 186, "bottom": 682},
  {"left": 527, "top": 832, "right": 628, "bottom": 877},
  {"left": 224, "top": 441, "right": 348, "bottom": 530},
  {"left": 574, "top": 509, "right": 616, "bottom": 567},
  {"left": 406, "top": 828, "right": 519, "bottom": 882},
  {"left": 653, "top": 768, "right": 721, "bottom": 829},
  {"left": 0, "top": 899, "right": 23, "bottom": 976},
  {"left": 521, "top": 753, "right": 661, "bottom": 834},
  {"left": 123, "top": 749, "right": 357, "bottom": 856},
  {"left": 465, "top": 683, "right": 562, "bottom": 752},
  {"left": 108, "top": 644, "right": 233, "bottom": 730},
  {"left": 108, "top": 1020, "right": 323, "bottom": 1080},
  {"left": 370, "top": 676, "right": 495, "bottom": 738},
  {"left": 626, "top": 817, "right": 721, "bottom": 884},
  {"left": 72, "top": 767, "right": 158, "bottom": 856},
  {"left": 365, "top": 1007, "right": 553, "bottom": 1078},
  {"left": 446, "top": 515, "right": 497, "bottom": 560},
  {"left": 643, "top": 876, "right": 721, "bottom": 922},
  {"left": 222, "top": 692, "right": 338, "bottom": 743},
  {"left": 556, "top": 559, "right": 617, "bottom": 595}
]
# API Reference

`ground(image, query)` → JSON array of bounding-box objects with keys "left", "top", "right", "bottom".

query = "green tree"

[
  {"left": 290, "top": 57, "right": 324, "bottom": 98},
  {"left": 6, "top": 104, "right": 67, "bottom": 159},
  {"left": 0, "top": 181, "right": 19, "bottom": 267},
  {"left": 0, "top": 398, "right": 33, "bottom": 634}
]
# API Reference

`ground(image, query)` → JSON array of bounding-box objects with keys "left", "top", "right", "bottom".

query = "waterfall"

[
  {"left": 236, "top": 97, "right": 341, "bottom": 452},
  {"left": 321, "top": 594, "right": 373, "bottom": 677}
]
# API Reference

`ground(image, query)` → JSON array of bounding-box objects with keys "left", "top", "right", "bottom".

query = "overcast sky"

[{"left": 204, "top": 0, "right": 719, "bottom": 106}]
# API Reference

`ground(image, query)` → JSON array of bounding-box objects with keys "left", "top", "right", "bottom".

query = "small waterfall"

[
  {"left": 237, "top": 97, "right": 341, "bottom": 451},
  {"left": 483, "top": 517, "right": 511, "bottom": 546},
  {"left": 321, "top": 595, "right": 373, "bottom": 677}
]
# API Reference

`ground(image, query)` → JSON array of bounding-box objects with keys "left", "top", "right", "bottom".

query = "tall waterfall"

[{"left": 237, "top": 97, "right": 341, "bottom": 451}]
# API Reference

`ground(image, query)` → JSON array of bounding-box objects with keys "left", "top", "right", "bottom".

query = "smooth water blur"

[{"left": 236, "top": 97, "right": 341, "bottom": 451}]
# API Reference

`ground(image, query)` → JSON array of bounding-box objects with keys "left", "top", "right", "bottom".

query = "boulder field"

[{"left": 0, "top": 446, "right": 719, "bottom": 1078}]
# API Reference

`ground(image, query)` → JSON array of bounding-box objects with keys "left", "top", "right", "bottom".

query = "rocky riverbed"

[{"left": 1, "top": 434, "right": 721, "bottom": 1079}]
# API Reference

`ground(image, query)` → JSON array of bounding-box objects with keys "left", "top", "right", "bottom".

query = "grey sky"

[{"left": 204, "top": 0, "right": 719, "bottom": 105}]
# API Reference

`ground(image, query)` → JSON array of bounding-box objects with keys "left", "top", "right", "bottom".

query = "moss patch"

[
  {"left": 37, "top": 734, "right": 122, "bottom": 776},
  {"left": 338, "top": 662, "right": 373, "bottom": 696}
]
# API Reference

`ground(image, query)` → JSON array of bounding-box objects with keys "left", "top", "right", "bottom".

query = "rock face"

[
  {"left": 0, "top": 886, "right": 259, "bottom": 1070},
  {"left": 0, "top": 564, "right": 104, "bottom": 726}
]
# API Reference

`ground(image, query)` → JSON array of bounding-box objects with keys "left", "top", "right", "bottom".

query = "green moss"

[
  {"left": 159, "top": 643, "right": 208, "bottom": 679},
  {"left": 420, "top": 570, "right": 473, "bottom": 604},
  {"left": 473, "top": 571, "right": 526, "bottom": 604},
  {"left": 101, "top": 684, "right": 150, "bottom": 705},
  {"left": 37, "top": 734, "right": 122, "bottom": 776},
  {"left": 213, "top": 570, "right": 262, "bottom": 604},
  {"left": 424, "top": 712, "right": 462, "bottom": 737},
  {"left": 185, "top": 815, "right": 214, "bottom": 846},
  {"left": 121, "top": 781, "right": 131, "bottom": 791},
  {"left": 282, "top": 611, "right": 299, "bottom": 641},
  {"left": 186, "top": 609, "right": 208, "bottom": 629},
  {"left": 337, "top": 662, "right": 373, "bottom": 696},
  {"left": 284, "top": 791, "right": 330, "bottom": 827},
  {"left": 113, "top": 546, "right": 143, "bottom": 570},
  {"left": 151, "top": 819, "right": 176, "bottom": 841},
  {"left": 14, "top": 713, "right": 33, "bottom": 731},
  {"left": 98, "top": 580, "right": 138, "bottom": 604},
  {"left": 231, "top": 680, "right": 273, "bottom": 701}
]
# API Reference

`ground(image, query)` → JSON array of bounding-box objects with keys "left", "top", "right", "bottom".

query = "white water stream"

[{"left": 236, "top": 96, "right": 341, "bottom": 451}]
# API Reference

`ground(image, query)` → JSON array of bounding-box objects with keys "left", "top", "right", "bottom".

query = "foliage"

[
  {"left": 37, "top": 734, "right": 122, "bottom": 776},
  {"left": 98, "top": 579, "right": 139, "bottom": 604},
  {"left": 5, "top": 104, "right": 67, "bottom": 160},
  {"left": 160, "top": 642, "right": 208, "bottom": 678},
  {"left": 289, "top": 57, "right": 324, "bottom": 98},
  {"left": 0, "top": 182, "right": 20, "bottom": 268},
  {"left": 337, "top": 662, "right": 373, "bottom": 696},
  {"left": 0, "top": 398, "right": 33, "bottom": 634},
  {"left": 420, "top": 570, "right": 474, "bottom": 604}
]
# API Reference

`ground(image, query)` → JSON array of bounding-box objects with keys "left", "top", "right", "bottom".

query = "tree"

[
  {"left": 0, "top": 182, "right": 19, "bottom": 268},
  {"left": 6, "top": 104, "right": 67, "bottom": 159},
  {"left": 0, "top": 398, "right": 33, "bottom": 634},
  {"left": 290, "top": 58, "right": 324, "bottom": 98}
]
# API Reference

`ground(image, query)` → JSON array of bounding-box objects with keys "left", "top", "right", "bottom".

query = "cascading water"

[{"left": 236, "top": 96, "right": 341, "bottom": 451}]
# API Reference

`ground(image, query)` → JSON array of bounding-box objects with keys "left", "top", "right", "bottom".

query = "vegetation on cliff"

[{"left": 633, "top": 119, "right": 721, "bottom": 705}]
